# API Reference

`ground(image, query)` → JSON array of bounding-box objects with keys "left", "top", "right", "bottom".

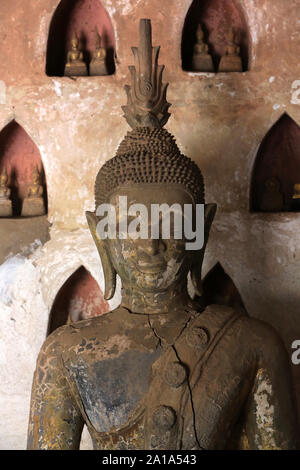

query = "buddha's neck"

[{"left": 121, "top": 280, "right": 192, "bottom": 315}]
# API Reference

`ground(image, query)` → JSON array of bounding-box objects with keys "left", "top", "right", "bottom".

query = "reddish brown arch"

[
  {"left": 181, "top": 0, "right": 249, "bottom": 72},
  {"left": 47, "top": 266, "right": 109, "bottom": 335},
  {"left": 250, "top": 114, "right": 300, "bottom": 212},
  {"left": 0, "top": 120, "right": 47, "bottom": 216},
  {"left": 46, "top": 0, "right": 116, "bottom": 76}
]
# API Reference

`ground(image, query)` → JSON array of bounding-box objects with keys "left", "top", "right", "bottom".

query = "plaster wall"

[{"left": 0, "top": 0, "right": 299, "bottom": 449}]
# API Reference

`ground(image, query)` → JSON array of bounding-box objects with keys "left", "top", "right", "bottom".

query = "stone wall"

[{"left": 0, "top": 0, "right": 299, "bottom": 449}]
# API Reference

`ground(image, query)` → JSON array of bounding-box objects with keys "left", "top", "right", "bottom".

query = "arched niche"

[
  {"left": 250, "top": 114, "right": 300, "bottom": 213},
  {"left": 181, "top": 0, "right": 249, "bottom": 72},
  {"left": 0, "top": 120, "right": 47, "bottom": 217},
  {"left": 202, "top": 262, "right": 246, "bottom": 312},
  {"left": 47, "top": 266, "right": 109, "bottom": 335},
  {"left": 46, "top": 0, "right": 116, "bottom": 77}
]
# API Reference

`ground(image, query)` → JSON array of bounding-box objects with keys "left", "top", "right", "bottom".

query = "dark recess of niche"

[
  {"left": 48, "top": 266, "right": 87, "bottom": 335},
  {"left": 181, "top": 0, "right": 249, "bottom": 72},
  {"left": 201, "top": 262, "right": 246, "bottom": 312},
  {"left": 250, "top": 114, "right": 300, "bottom": 212},
  {"left": 47, "top": 266, "right": 109, "bottom": 335},
  {"left": 46, "top": 0, "right": 115, "bottom": 77}
]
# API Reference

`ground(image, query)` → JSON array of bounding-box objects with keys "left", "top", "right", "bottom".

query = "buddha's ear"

[
  {"left": 190, "top": 203, "right": 217, "bottom": 297},
  {"left": 86, "top": 211, "right": 116, "bottom": 301}
]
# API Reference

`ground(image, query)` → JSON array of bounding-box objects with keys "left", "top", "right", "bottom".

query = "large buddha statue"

[
  {"left": 64, "top": 33, "right": 87, "bottom": 77},
  {"left": 218, "top": 27, "right": 243, "bottom": 73},
  {"left": 27, "top": 19, "right": 298, "bottom": 450},
  {"left": 0, "top": 167, "right": 12, "bottom": 217}
]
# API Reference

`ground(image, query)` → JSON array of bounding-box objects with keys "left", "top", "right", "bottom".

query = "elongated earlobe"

[
  {"left": 190, "top": 203, "right": 217, "bottom": 296},
  {"left": 86, "top": 211, "right": 116, "bottom": 300}
]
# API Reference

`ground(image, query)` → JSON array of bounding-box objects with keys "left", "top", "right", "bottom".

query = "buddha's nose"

[{"left": 140, "top": 239, "right": 166, "bottom": 256}]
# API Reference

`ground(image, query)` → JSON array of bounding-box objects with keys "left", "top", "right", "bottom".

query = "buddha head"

[
  {"left": 196, "top": 24, "right": 205, "bottom": 43},
  {"left": 86, "top": 20, "right": 216, "bottom": 313},
  {"left": 94, "top": 30, "right": 102, "bottom": 50},
  {"left": 71, "top": 34, "right": 79, "bottom": 50},
  {"left": 32, "top": 166, "right": 41, "bottom": 185}
]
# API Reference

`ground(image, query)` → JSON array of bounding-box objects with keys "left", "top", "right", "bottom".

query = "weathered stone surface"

[
  {"left": 0, "top": 0, "right": 298, "bottom": 450},
  {"left": 0, "top": 200, "right": 12, "bottom": 217},
  {"left": 89, "top": 62, "right": 108, "bottom": 76},
  {"left": 64, "top": 63, "right": 88, "bottom": 77},
  {"left": 192, "top": 55, "right": 214, "bottom": 73},
  {"left": 218, "top": 55, "right": 243, "bottom": 73},
  {"left": 22, "top": 198, "right": 45, "bottom": 217},
  {"left": 0, "top": 252, "right": 49, "bottom": 449},
  {"left": 164, "top": 361, "right": 187, "bottom": 388},
  {"left": 0, "top": 216, "right": 49, "bottom": 264}
]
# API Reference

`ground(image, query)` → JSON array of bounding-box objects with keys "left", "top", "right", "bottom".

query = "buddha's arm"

[
  {"left": 242, "top": 329, "right": 299, "bottom": 450},
  {"left": 27, "top": 332, "right": 84, "bottom": 450}
]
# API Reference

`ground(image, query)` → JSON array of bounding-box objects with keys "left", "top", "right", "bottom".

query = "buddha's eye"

[{"left": 118, "top": 215, "right": 135, "bottom": 224}]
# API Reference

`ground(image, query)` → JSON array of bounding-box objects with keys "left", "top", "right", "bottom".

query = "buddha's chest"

[
  {"left": 63, "top": 341, "right": 253, "bottom": 450},
  {"left": 63, "top": 348, "right": 161, "bottom": 435}
]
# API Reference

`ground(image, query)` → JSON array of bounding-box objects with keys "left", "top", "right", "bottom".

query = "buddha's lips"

[{"left": 136, "top": 261, "right": 167, "bottom": 274}]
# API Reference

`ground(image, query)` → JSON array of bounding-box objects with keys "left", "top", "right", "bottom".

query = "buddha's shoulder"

[
  {"left": 202, "top": 304, "right": 286, "bottom": 356},
  {"left": 39, "top": 307, "right": 155, "bottom": 360},
  {"left": 237, "top": 314, "right": 288, "bottom": 360}
]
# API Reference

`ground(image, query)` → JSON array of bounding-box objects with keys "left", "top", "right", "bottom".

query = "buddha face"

[
  {"left": 71, "top": 37, "right": 79, "bottom": 49},
  {"left": 104, "top": 186, "right": 197, "bottom": 293},
  {"left": 196, "top": 26, "right": 204, "bottom": 41}
]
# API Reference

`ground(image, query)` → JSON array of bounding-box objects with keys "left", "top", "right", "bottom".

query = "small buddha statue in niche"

[
  {"left": 90, "top": 30, "right": 108, "bottom": 76},
  {"left": 191, "top": 24, "right": 214, "bottom": 73},
  {"left": 22, "top": 166, "right": 45, "bottom": 217},
  {"left": 64, "top": 33, "right": 88, "bottom": 77},
  {"left": 260, "top": 176, "right": 284, "bottom": 212},
  {"left": 27, "top": 19, "right": 298, "bottom": 451},
  {"left": 292, "top": 183, "right": 300, "bottom": 211},
  {"left": 218, "top": 27, "right": 243, "bottom": 72},
  {"left": 0, "top": 167, "right": 12, "bottom": 217}
]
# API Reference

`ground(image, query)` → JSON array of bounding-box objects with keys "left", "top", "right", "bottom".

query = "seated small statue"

[
  {"left": 218, "top": 27, "right": 243, "bottom": 72},
  {"left": 0, "top": 167, "right": 12, "bottom": 217},
  {"left": 0, "top": 168, "right": 11, "bottom": 200},
  {"left": 90, "top": 30, "right": 108, "bottom": 76},
  {"left": 259, "top": 177, "right": 284, "bottom": 212},
  {"left": 27, "top": 166, "right": 44, "bottom": 199},
  {"left": 292, "top": 183, "right": 300, "bottom": 211},
  {"left": 192, "top": 24, "right": 214, "bottom": 72},
  {"left": 27, "top": 19, "right": 298, "bottom": 451},
  {"left": 64, "top": 34, "right": 88, "bottom": 77},
  {"left": 22, "top": 166, "right": 45, "bottom": 217}
]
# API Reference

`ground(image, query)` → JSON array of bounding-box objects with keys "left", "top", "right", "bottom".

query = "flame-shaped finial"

[{"left": 122, "top": 19, "right": 171, "bottom": 129}]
